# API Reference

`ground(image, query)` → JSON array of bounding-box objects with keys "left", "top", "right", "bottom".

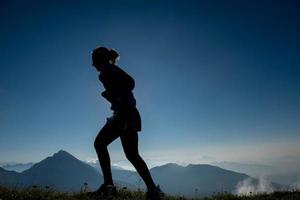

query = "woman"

[{"left": 91, "top": 46, "right": 163, "bottom": 200}]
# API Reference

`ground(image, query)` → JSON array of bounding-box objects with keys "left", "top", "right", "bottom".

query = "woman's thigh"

[
  {"left": 95, "top": 120, "right": 123, "bottom": 147},
  {"left": 120, "top": 131, "right": 139, "bottom": 156}
]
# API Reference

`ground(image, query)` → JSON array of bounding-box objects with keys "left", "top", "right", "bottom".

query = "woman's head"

[{"left": 92, "top": 46, "right": 119, "bottom": 71}]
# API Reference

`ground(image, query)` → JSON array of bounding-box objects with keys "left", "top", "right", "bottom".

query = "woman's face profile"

[{"left": 92, "top": 56, "right": 102, "bottom": 72}]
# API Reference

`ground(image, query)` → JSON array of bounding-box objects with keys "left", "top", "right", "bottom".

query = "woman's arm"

[
  {"left": 111, "top": 65, "right": 135, "bottom": 95},
  {"left": 99, "top": 64, "right": 136, "bottom": 109}
]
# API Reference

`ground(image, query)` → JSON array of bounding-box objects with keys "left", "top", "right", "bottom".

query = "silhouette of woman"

[{"left": 91, "top": 46, "right": 163, "bottom": 199}]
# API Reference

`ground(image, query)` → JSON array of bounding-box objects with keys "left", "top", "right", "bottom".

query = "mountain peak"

[
  {"left": 54, "top": 150, "right": 73, "bottom": 157},
  {"left": 162, "top": 163, "right": 182, "bottom": 168},
  {"left": 18, "top": 150, "right": 102, "bottom": 191},
  {"left": 150, "top": 163, "right": 182, "bottom": 171},
  {"left": 187, "top": 163, "right": 213, "bottom": 168}
]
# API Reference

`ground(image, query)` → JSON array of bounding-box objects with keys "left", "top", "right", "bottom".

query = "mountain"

[
  {"left": 85, "top": 161, "right": 100, "bottom": 171},
  {"left": 0, "top": 150, "right": 103, "bottom": 191},
  {"left": 75, "top": 160, "right": 284, "bottom": 197},
  {"left": 94, "top": 162, "right": 257, "bottom": 197},
  {"left": 148, "top": 163, "right": 250, "bottom": 197},
  {"left": 0, "top": 167, "right": 19, "bottom": 186},
  {"left": 0, "top": 151, "right": 283, "bottom": 197},
  {"left": 1, "top": 162, "right": 35, "bottom": 172},
  {"left": 0, "top": 150, "right": 135, "bottom": 192},
  {"left": 18, "top": 150, "right": 103, "bottom": 191}
]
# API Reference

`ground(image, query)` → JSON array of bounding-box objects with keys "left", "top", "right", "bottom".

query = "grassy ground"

[
  {"left": 0, "top": 186, "right": 299, "bottom": 200},
  {"left": 202, "top": 191, "right": 300, "bottom": 200},
  {"left": 0, "top": 186, "right": 185, "bottom": 200}
]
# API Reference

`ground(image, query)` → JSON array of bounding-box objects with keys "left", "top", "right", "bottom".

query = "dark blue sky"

[{"left": 0, "top": 0, "right": 299, "bottom": 168}]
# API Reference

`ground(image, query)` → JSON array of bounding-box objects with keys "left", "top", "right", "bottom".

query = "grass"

[
  {"left": 0, "top": 186, "right": 186, "bottom": 200},
  {"left": 202, "top": 191, "right": 300, "bottom": 200},
  {"left": 0, "top": 186, "right": 299, "bottom": 200}
]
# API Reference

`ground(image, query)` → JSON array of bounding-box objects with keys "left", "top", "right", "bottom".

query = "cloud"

[
  {"left": 85, "top": 157, "right": 98, "bottom": 164},
  {"left": 234, "top": 176, "right": 274, "bottom": 195}
]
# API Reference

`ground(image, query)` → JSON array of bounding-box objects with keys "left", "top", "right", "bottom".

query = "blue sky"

[{"left": 0, "top": 0, "right": 299, "bottom": 170}]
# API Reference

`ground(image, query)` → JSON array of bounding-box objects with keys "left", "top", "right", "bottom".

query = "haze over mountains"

[
  {"left": 1, "top": 163, "right": 35, "bottom": 173},
  {"left": 212, "top": 161, "right": 300, "bottom": 186},
  {"left": 0, "top": 150, "right": 283, "bottom": 197}
]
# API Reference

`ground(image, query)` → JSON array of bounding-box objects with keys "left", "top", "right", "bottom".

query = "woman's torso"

[{"left": 99, "top": 64, "right": 137, "bottom": 112}]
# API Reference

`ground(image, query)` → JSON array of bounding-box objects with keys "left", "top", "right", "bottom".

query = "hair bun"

[
  {"left": 92, "top": 46, "right": 119, "bottom": 64},
  {"left": 109, "top": 49, "right": 120, "bottom": 62}
]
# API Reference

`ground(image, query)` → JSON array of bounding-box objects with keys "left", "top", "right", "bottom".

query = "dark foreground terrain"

[{"left": 0, "top": 186, "right": 299, "bottom": 200}]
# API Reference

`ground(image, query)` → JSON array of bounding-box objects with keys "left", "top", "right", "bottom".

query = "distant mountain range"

[
  {"left": 85, "top": 160, "right": 252, "bottom": 196},
  {"left": 1, "top": 162, "right": 35, "bottom": 172},
  {"left": 0, "top": 150, "right": 283, "bottom": 197}
]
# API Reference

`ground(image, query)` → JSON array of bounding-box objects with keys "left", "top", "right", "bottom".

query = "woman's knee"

[
  {"left": 94, "top": 135, "right": 107, "bottom": 151},
  {"left": 125, "top": 150, "right": 140, "bottom": 162},
  {"left": 94, "top": 126, "right": 111, "bottom": 150}
]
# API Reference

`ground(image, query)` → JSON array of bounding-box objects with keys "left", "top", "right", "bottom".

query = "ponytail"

[
  {"left": 92, "top": 46, "right": 120, "bottom": 65},
  {"left": 108, "top": 49, "right": 119, "bottom": 64}
]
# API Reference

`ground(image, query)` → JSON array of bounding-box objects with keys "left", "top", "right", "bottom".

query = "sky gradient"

[{"left": 0, "top": 0, "right": 300, "bottom": 170}]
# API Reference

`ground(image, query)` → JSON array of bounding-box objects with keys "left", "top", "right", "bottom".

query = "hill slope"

[{"left": 0, "top": 167, "right": 19, "bottom": 186}]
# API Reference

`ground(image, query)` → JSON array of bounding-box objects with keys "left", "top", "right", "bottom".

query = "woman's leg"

[
  {"left": 94, "top": 121, "right": 121, "bottom": 186},
  {"left": 120, "top": 131, "right": 156, "bottom": 191}
]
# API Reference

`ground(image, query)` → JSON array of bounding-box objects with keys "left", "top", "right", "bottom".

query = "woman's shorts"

[{"left": 106, "top": 106, "right": 142, "bottom": 132}]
